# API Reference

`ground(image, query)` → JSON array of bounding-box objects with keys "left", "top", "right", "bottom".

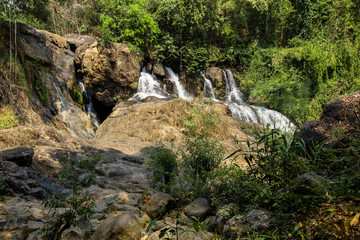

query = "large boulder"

[
  {"left": 95, "top": 99, "right": 249, "bottom": 156},
  {"left": 205, "top": 67, "right": 223, "bottom": 84},
  {"left": 302, "top": 91, "right": 360, "bottom": 147},
  {"left": 79, "top": 42, "right": 141, "bottom": 107},
  {"left": 153, "top": 62, "right": 166, "bottom": 77},
  {"left": 92, "top": 212, "right": 141, "bottom": 240},
  {"left": 184, "top": 198, "right": 210, "bottom": 219},
  {"left": 145, "top": 192, "right": 175, "bottom": 218}
]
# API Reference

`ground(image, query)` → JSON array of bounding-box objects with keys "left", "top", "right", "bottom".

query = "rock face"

[
  {"left": 302, "top": 91, "right": 360, "bottom": 147},
  {"left": 0, "top": 22, "right": 95, "bottom": 139},
  {"left": 184, "top": 198, "right": 210, "bottom": 219},
  {"left": 79, "top": 42, "right": 141, "bottom": 107},
  {"left": 0, "top": 160, "right": 61, "bottom": 199},
  {"left": 95, "top": 99, "right": 250, "bottom": 157},
  {"left": 92, "top": 212, "right": 141, "bottom": 240}
]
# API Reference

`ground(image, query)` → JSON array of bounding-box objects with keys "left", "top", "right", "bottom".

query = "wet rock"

[
  {"left": 17, "top": 33, "right": 51, "bottom": 65},
  {"left": 205, "top": 67, "right": 223, "bottom": 84},
  {"left": 39, "top": 72, "right": 95, "bottom": 139},
  {"left": 145, "top": 192, "right": 175, "bottom": 218},
  {"left": 92, "top": 212, "right": 141, "bottom": 240},
  {"left": 153, "top": 62, "right": 166, "bottom": 77},
  {"left": 184, "top": 198, "right": 210, "bottom": 219},
  {"left": 0, "top": 147, "right": 34, "bottom": 167}
]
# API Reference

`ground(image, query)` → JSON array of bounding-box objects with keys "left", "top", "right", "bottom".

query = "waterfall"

[
  {"left": 221, "top": 69, "right": 296, "bottom": 133},
  {"left": 79, "top": 82, "right": 100, "bottom": 129},
  {"left": 130, "top": 68, "right": 169, "bottom": 101},
  {"left": 165, "top": 67, "right": 192, "bottom": 99},
  {"left": 223, "top": 69, "right": 245, "bottom": 105},
  {"left": 201, "top": 71, "right": 218, "bottom": 101},
  {"left": 229, "top": 103, "right": 296, "bottom": 133}
]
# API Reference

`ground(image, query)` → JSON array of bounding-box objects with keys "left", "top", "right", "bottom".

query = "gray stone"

[
  {"left": 184, "top": 198, "right": 210, "bottom": 219},
  {"left": 223, "top": 209, "right": 272, "bottom": 238},
  {"left": 0, "top": 147, "right": 34, "bottom": 167}
]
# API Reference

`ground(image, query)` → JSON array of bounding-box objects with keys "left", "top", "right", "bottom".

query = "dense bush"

[{"left": 145, "top": 142, "right": 178, "bottom": 192}]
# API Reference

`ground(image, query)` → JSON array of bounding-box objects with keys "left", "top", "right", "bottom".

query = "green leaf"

[{"left": 146, "top": 219, "right": 157, "bottom": 233}]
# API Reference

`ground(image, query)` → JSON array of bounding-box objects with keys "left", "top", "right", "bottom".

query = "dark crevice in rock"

[{"left": 92, "top": 97, "right": 114, "bottom": 123}]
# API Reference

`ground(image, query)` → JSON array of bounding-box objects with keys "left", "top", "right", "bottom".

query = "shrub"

[
  {"left": 145, "top": 142, "right": 178, "bottom": 192},
  {"left": 181, "top": 135, "right": 224, "bottom": 178},
  {"left": 41, "top": 154, "right": 104, "bottom": 240}
]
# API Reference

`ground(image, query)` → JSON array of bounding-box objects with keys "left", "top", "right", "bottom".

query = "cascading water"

[
  {"left": 130, "top": 68, "right": 169, "bottom": 101},
  {"left": 201, "top": 70, "right": 218, "bottom": 101},
  {"left": 165, "top": 67, "right": 192, "bottom": 99},
  {"left": 223, "top": 69, "right": 245, "bottom": 105},
  {"left": 79, "top": 82, "right": 100, "bottom": 129},
  {"left": 220, "top": 69, "right": 296, "bottom": 133}
]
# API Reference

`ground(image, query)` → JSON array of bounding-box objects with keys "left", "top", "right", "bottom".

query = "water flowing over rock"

[
  {"left": 166, "top": 67, "right": 192, "bottom": 99},
  {"left": 79, "top": 82, "right": 100, "bottom": 130},
  {"left": 130, "top": 68, "right": 169, "bottom": 101},
  {"left": 229, "top": 103, "right": 296, "bottom": 133},
  {"left": 201, "top": 71, "right": 218, "bottom": 101},
  {"left": 218, "top": 69, "right": 296, "bottom": 133},
  {"left": 223, "top": 69, "right": 245, "bottom": 105}
]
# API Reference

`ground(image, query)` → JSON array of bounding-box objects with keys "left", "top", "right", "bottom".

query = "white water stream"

[
  {"left": 130, "top": 65, "right": 296, "bottom": 133},
  {"left": 221, "top": 70, "right": 296, "bottom": 132},
  {"left": 165, "top": 67, "right": 192, "bottom": 99},
  {"left": 130, "top": 68, "right": 168, "bottom": 101},
  {"left": 79, "top": 82, "right": 100, "bottom": 129}
]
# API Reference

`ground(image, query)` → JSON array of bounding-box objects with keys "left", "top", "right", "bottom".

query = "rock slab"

[{"left": 0, "top": 147, "right": 34, "bottom": 167}]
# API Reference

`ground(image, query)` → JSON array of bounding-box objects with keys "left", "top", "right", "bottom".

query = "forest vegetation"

[
  {"left": 1, "top": 0, "right": 360, "bottom": 125},
  {"left": 1, "top": 1, "right": 360, "bottom": 239}
]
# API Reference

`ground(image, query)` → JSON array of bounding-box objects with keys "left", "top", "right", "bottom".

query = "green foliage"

[
  {"left": 180, "top": 135, "right": 224, "bottom": 178},
  {"left": 0, "top": 105, "right": 19, "bottom": 130},
  {"left": 145, "top": 142, "right": 178, "bottom": 192},
  {"left": 182, "top": 104, "right": 220, "bottom": 137},
  {"left": 41, "top": 154, "right": 103, "bottom": 240},
  {"left": 96, "top": 0, "right": 160, "bottom": 52}
]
